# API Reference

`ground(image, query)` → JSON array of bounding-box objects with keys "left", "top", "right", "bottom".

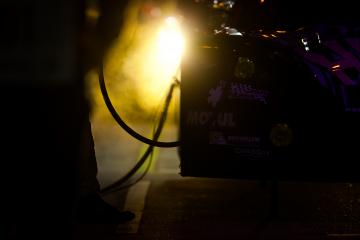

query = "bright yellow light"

[
  {"left": 137, "top": 16, "right": 184, "bottom": 110},
  {"left": 156, "top": 17, "right": 185, "bottom": 79},
  {"left": 97, "top": 14, "right": 185, "bottom": 121}
]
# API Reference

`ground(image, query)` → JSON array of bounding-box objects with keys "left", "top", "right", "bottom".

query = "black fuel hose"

[
  {"left": 99, "top": 63, "right": 180, "bottom": 195},
  {"left": 98, "top": 62, "right": 181, "bottom": 148}
]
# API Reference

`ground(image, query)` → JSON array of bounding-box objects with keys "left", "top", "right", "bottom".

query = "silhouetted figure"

[{"left": 2, "top": 0, "right": 134, "bottom": 238}]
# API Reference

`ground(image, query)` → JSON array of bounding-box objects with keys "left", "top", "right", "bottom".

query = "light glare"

[{"left": 156, "top": 17, "right": 185, "bottom": 80}]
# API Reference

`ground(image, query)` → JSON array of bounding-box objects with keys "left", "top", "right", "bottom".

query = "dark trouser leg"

[{"left": 78, "top": 120, "right": 101, "bottom": 196}]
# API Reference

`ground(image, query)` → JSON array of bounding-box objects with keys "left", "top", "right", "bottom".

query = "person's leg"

[
  {"left": 78, "top": 120, "right": 101, "bottom": 196},
  {"left": 76, "top": 120, "right": 134, "bottom": 223}
]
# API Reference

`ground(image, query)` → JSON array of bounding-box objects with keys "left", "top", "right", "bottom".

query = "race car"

[{"left": 179, "top": 0, "right": 360, "bottom": 181}]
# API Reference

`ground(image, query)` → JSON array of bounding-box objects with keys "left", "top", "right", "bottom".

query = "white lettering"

[
  {"left": 229, "top": 82, "right": 269, "bottom": 104},
  {"left": 199, "top": 112, "right": 211, "bottom": 125},
  {"left": 186, "top": 111, "right": 236, "bottom": 127}
]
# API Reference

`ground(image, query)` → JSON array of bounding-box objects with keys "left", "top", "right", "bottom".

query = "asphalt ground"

[
  {"left": 76, "top": 174, "right": 360, "bottom": 240},
  {"left": 74, "top": 120, "right": 360, "bottom": 240}
]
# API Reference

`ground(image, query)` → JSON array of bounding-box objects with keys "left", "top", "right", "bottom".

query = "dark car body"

[{"left": 180, "top": 0, "right": 360, "bottom": 181}]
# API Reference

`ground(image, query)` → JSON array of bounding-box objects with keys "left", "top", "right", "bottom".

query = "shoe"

[{"left": 76, "top": 193, "right": 135, "bottom": 224}]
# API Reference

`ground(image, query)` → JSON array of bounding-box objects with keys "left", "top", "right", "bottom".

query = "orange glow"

[
  {"left": 331, "top": 64, "right": 341, "bottom": 71},
  {"left": 201, "top": 45, "right": 219, "bottom": 49}
]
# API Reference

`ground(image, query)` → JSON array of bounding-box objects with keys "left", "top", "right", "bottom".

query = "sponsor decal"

[
  {"left": 209, "top": 131, "right": 227, "bottom": 145},
  {"left": 208, "top": 81, "right": 225, "bottom": 108},
  {"left": 229, "top": 82, "right": 269, "bottom": 104},
  {"left": 234, "top": 147, "right": 270, "bottom": 157},
  {"left": 269, "top": 123, "right": 293, "bottom": 147},
  {"left": 209, "top": 132, "right": 262, "bottom": 146},
  {"left": 186, "top": 111, "right": 236, "bottom": 128},
  {"left": 208, "top": 81, "right": 269, "bottom": 107},
  {"left": 227, "top": 136, "right": 261, "bottom": 146}
]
